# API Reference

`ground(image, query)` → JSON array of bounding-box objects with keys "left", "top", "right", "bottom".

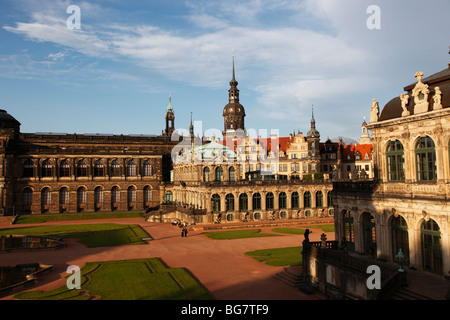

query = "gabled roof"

[
  {"left": 342, "top": 144, "right": 372, "bottom": 161},
  {"left": 221, "top": 136, "right": 294, "bottom": 154}
]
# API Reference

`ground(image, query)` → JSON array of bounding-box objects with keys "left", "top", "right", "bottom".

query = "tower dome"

[{"left": 223, "top": 53, "right": 245, "bottom": 136}]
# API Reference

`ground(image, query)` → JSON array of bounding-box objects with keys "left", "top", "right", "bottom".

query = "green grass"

[
  {"left": 271, "top": 227, "right": 306, "bottom": 235},
  {"left": 14, "top": 258, "right": 213, "bottom": 300},
  {"left": 306, "top": 224, "right": 335, "bottom": 233},
  {"left": 245, "top": 247, "right": 302, "bottom": 267},
  {"left": 0, "top": 223, "right": 149, "bottom": 247},
  {"left": 202, "top": 229, "right": 279, "bottom": 240},
  {"left": 13, "top": 211, "right": 144, "bottom": 224},
  {"left": 271, "top": 223, "right": 334, "bottom": 235}
]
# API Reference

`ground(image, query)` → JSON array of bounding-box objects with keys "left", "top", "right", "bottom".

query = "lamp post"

[
  {"left": 396, "top": 248, "right": 407, "bottom": 287},
  {"left": 396, "top": 249, "right": 404, "bottom": 272}
]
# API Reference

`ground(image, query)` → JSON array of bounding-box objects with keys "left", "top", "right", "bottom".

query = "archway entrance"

[
  {"left": 342, "top": 210, "right": 354, "bottom": 252},
  {"left": 391, "top": 215, "right": 409, "bottom": 265},
  {"left": 362, "top": 212, "right": 376, "bottom": 258},
  {"left": 421, "top": 219, "right": 442, "bottom": 274}
]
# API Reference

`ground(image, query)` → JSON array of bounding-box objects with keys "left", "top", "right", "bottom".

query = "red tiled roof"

[
  {"left": 342, "top": 144, "right": 372, "bottom": 161},
  {"left": 220, "top": 136, "right": 294, "bottom": 154}
]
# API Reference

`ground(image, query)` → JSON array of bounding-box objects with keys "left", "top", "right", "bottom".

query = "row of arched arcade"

[{"left": 336, "top": 209, "right": 448, "bottom": 275}]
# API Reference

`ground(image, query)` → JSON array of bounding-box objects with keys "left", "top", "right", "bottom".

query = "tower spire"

[{"left": 232, "top": 51, "right": 236, "bottom": 82}]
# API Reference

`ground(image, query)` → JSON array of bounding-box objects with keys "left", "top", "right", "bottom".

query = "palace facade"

[
  {"left": 302, "top": 60, "right": 450, "bottom": 300},
  {"left": 163, "top": 58, "right": 374, "bottom": 225},
  {"left": 2, "top": 57, "right": 374, "bottom": 224},
  {"left": 0, "top": 101, "right": 179, "bottom": 216}
]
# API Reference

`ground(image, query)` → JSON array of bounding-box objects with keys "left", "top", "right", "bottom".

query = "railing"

[
  {"left": 302, "top": 240, "right": 400, "bottom": 299},
  {"left": 175, "top": 178, "right": 333, "bottom": 188}
]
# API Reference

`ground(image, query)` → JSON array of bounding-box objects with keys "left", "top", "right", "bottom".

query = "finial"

[
  {"left": 232, "top": 51, "right": 236, "bottom": 81},
  {"left": 167, "top": 94, "right": 173, "bottom": 112}
]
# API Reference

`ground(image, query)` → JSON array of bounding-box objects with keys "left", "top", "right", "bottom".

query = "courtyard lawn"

[
  {"left": 245, "top": 246, "right": 303, "bottom": 267},
  {"left": 13, "top": 211, "right": 144, "bottom": 224},
  {"left": 202, "top": 229, "right": 279, "bottom": 240},
  {"left": 13, "top": 258, "right": 213, "bottom": 300},
  {"left": 271, "top": 223, "right": 334, "bottom": 235},
  {"left": 306, "top": 224, "right": 335, "bottom": 233},
  {"left": 271, "top": 227, "right": 307, "bottom": 235},
  {"left": 0, "top": 223, "right": 149, "bottom": 247}
]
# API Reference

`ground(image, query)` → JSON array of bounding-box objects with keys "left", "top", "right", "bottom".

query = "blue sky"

[{"left": 0, "top": 0, "right": 449, "bottom": 141}]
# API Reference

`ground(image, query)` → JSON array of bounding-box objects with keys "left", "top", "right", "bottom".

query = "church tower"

[
  {"left": 222, "top": 53, "right": 246, "bottom": 138},
  {"left": 307, "top": 107, "right": 321, "bottom": 161},
  {"left": 164, "top": 95, "right": 175, "bottom": 137}
]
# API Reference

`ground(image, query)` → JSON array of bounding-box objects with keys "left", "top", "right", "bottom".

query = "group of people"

[{"left": 172, "top": 220, "right": 188, "bottom": 237}]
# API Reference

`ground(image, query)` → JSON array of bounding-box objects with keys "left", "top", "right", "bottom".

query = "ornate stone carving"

[
  {"left": 433, "top": 86, "right": 443, "bottom": 110},
  {"left": 369, "top": 99, "right": 379, "bottom": 123},
  {"left": 400, "top": 93, "right": 410, "bottom": 116},
  {"left": 412, "top": 72, "right": 430, "bottom": 114}
]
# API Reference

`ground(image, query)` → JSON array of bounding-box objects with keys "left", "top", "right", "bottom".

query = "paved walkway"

[{"left": 0, "top": 218, "right": 331, "bottom": 300}]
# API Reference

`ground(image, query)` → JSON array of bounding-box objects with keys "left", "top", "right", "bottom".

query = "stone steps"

[
  {"left": 274, "top": 267, "right": 305, "bottom": 287},
  {"left": 388, "top": 287, "right": 434, "bottom": 300}
]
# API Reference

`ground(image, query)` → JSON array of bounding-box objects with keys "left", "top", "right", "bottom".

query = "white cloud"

[
  {"left": 47, "top": 51, "right": 66, "bottom": 61},
  {"left": 2, "top": 0, "right": 450, "bottom": 138}
]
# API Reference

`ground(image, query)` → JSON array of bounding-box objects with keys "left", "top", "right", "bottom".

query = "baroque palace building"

[
  {"left": 165, "top": 58, "right": 373, "bottom": 225},
  {"left": 1, "top": 57, "right": 373, "bottom": 222},
  {"left": 302, "top": 58, "right": 450, "bottom": 300},
  {"left": 0, "top": 100, "right": 179, "bottom": 216}
]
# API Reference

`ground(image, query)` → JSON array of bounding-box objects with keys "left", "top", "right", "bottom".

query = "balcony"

[{"left": 301, "top": 238, "right": 401, "bottom": 300}]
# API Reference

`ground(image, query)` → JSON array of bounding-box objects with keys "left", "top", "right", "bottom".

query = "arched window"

[
  {"left": 127, "top": 186, "right": 136, "bottom": 202},
  {"left": 94, "top": 186, "right": 103, "bottom": 204},
  {"left": 143, "top": 160, "right": 152, "bottom": 176},
  {"left": 41, "top": 160, "right": 53, "bottom": 177},
  {"left": 77, "top": 160, "right": 87, "bottom": 177},
  {"left": 362, "top": 212, "right": 376, "bottom": 258},
  {"left": 291, "top": 192, "right": 299, "bottom": 209},
  {"left": 386, "top": 140, "right": 405, "bottom": 181},
  {"left": 59, "top": 160, "right": 71, "bottom": 177},
  {"left": 266, "top": 192, "right": 274, "bottom": 210},
  {"left": 229, "top": 166, "right": 236, "bottom": 181},
  {"left": 391, "top": 215, "right": 409, "bottom": 265},
  {"left": 304, "top": 191, "right": 311, "bottom": 208},
  {"left": 203, "top": 167, "right": 210, "bottom": 182},
  {"left": 215, "top": 167, "right": 224, "bottom": 181},
  {"left": 110, "top": 160, "right": 121, "bottom": 177},
  {"left": 316, "top": 191, "right": 323, "bottom": 208},
  {"left": 94, "top": 160, "right": 104, "bottom": 177},
  {"left": 211, "top": 194, "right": 220, "bottom": 213},
  {"left": 143, "top": 186, "right": 152, "bottom": 203},
  {"left": 165, "top": 191, "right": 173, "bottom": 204},
  {"left": 23, "top": 187, "right": 33, "bottom": 206},
  {"left": 41, "top": 187, "right": 51, "bottom": 205},
  {"left": 279, "top": 192, "right": 287, "bottom": 209},
  {"left": 253, "top": 193, "right": 261, "bottom": 210},
  {"left": 111, "top": 186, "right": 120, "bottom": 203},
  {"left": 225, "top": 193, "right": 234, "bottom": 212},
  {"left": 239, "top": 193, "right": 248, "bottom": 212},
  {"left": 59, "top": 187, "right": 69, "bottom": 204},
  {"left": 415, "top": 136, "right": 436, "bottom": 181},
  {"left": 421, "top": 219, "right": 442, "bottom": 274},
  {"left": 23, "top": 160, "right": 34, "bottom": 178},
  {"left": 127, "top": 160, "right": 137, "bottom": 176},
  {"left": 343, "top": 210, "right": 354, "bottom": 252},
  {"left": 77, "top": 187, "right": 87, "bottom": 204}
]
